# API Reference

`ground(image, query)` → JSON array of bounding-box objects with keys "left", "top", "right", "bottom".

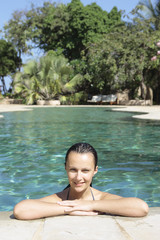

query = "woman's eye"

[
  {"left": 70, "top": 169, "right": 76, "bottom": 172},
  {"left": 83, "top": 169, "right": 89, "bottom": 173}
]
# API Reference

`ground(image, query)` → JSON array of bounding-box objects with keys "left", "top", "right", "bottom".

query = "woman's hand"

[
  {"left": 57, "top": 200, "right": 98, "bottom": 216},
  {"left": 67, "top": 210, "right": 98, "bottom": 216}
]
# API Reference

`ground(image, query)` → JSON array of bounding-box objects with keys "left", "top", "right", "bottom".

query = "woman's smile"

[{"left": 74, "top": 182, "right": 84, "bottom": 187}]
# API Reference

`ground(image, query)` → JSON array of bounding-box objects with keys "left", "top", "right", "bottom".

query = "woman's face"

[{"left": 65, "top": 151, "right": 98, "bottom": 192}]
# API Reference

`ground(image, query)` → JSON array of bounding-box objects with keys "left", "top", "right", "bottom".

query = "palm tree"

[
  {"left": 13, "top": 60, "right": 42, "bottom": 104},
  {"left": 13, "top": 53, "right": 83, "bottom": 104},
  {"left": 134, "top": 0, "right": 160, "bottom": 30}
]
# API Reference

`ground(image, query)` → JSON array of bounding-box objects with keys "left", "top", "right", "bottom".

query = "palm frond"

[{"left": 64, "top": 74, "right": 83, "bottom": 92}]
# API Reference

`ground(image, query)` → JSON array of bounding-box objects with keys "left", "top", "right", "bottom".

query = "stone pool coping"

[
  {"left": 0, "top": 208, "right": 160, "bottom": 240},
  {"left": 1, "top": 104, "right": 160, "bottom": 120}
]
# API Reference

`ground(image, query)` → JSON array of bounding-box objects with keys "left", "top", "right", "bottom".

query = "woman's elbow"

[
  {"left": 135, "top": 200, "right": 149, "bottom": 217},
  {"left": 13, "top": 200, "right": 32, "bottom": 220},
  {"left": 13, "top": 205, "right": 23, "bottom": 220},
  {"left": 141, "top": 201, "right": 149, "bottom": 217},
  {"left": 127, "top": 198, "right": 149, "bottom": 217}
]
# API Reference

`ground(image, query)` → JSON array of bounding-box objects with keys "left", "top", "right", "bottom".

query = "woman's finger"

[
  {"left": 57, "top": 201, "right": 78, "bottom": 206},
  {"left": 64, "top": 206, "right": 98, "bottom": 214},
  {"left": 69, "top": 211, "right": 98, "bottom": 216},
  {"left": 64, "top": 207, "right": 76, "bottom": 212}
]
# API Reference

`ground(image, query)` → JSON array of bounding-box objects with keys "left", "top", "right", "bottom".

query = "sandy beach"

[
  {"left": 111, "top": 105, "right": 160, "bottom": 120},
  {"left": 0, "top": 104, "right": 32, "bottom": 118},
  {"left": 0, "top": 104, "right": 160, "bottom": 120}
]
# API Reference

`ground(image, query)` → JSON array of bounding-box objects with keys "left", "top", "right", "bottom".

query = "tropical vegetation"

[
  {"left": 13, "top": 51, "right": 84, "bottom": 104},
  {"left": 0, "top": 39, "right": 21, "bottom": 94},
  {"left": 1, "top": 0, "right": 160, "bottom": 104}
]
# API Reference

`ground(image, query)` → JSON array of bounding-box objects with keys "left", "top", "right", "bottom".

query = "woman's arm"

[
  {"left": 58, "top": 197, "right": 149, "bottom": 217},
  {"left": 13, "top": 199, "right": 66, "bottom": 220},
  {"left": 13, "top": 198, "right": 98, "bottom": 220},
  {"left": 14, "top": 191, "right": 149, "bottom": 219},
  {"left": 92, "top": 197, "right": 149, "bottom": 217}
]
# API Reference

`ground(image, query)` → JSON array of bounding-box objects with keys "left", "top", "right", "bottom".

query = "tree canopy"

[
  {"left": 2, "top": 0, "right": 160, "bottom": 103},
  {"left": 4, "top": 0, "right": 122, "bottom": 60},
  {"left": 82, "top": 22, "right": 156, "bottom": 94},
  {"left": 4, "top": 10, "right": 29, "bottom": 62},
  {"left": 0, "top": 39, "right": 21, "bottom": 93}
]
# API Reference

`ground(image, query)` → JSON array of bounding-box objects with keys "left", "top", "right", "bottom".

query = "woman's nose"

[{"left": 76, "top": 171, "right": 82, "bottom": 180}]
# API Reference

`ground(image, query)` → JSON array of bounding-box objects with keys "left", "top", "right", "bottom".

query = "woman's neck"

[{"left": 68, "top": 187, "right": 91, "bottom": 200}]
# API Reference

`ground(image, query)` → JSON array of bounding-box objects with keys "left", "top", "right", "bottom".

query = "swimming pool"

[{"left": 0, "top": 107, "right": 160, "bottom": 211}]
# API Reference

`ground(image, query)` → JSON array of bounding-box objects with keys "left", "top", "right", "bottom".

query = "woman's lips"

[{"left": 74, "top": 182, "right": 84, "bottom": 186}]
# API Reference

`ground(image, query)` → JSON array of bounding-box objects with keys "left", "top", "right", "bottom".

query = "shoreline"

[{"left": 0, "top": 104, "right": 160, "bottom": 120}]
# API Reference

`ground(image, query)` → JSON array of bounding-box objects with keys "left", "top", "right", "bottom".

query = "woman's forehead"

[{"left": 67, "top": 152, "right": 95, "bottom": 165}]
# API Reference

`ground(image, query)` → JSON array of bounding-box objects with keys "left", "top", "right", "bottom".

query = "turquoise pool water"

[{"left": 0, "top": 107, "right": 160, "bottom": 211}]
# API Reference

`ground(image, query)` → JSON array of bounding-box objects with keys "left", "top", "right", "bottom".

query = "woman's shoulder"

[
  {"left": 92, "top": 188, "right": 122, "bottom": 200},
  {"left": 39, "top": 189, "right": 68, "bottom": 203}
]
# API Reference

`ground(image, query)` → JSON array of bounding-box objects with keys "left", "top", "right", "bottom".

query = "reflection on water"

[{"left": 0, "top": 107, "right": 160, "bottom": 210}]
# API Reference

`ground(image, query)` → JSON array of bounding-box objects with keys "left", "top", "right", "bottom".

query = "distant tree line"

[{"left": 1, "top": 0, "right": 160, "bottom": 104}]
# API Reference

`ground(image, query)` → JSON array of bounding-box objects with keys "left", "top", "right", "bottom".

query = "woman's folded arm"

[
  {"left": 13, "top": 199, "right": 66, "bottom": 220},
  {"left": 92, "top": 197, "right": 149, "bottom": 217},
  {"left": 58, "top": 197, "right": 149, "bottom": 217}
]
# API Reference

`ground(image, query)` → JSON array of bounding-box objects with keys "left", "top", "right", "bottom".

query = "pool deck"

[
  {"left": 1, "top": 104, "right": 160, "bottom": 120},
  {"left": 0, "top": 208, "right": 160, "bottom": 240}
]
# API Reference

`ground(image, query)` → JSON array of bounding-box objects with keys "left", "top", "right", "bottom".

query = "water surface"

[{"left": 0, "top": 107, "right": 160, "bottom": 210}]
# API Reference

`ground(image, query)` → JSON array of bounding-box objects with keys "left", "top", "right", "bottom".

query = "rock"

[
  {"left": 141, "top": 82, "right": 147, "bottom": 99},
  {"left": 36, "top": 100, "right": 60, "bottom": 106},
  {"left": 146, "top": 87, "right": 153, "bottom": 105},
  {"left": 128, "top": 99, "right": 152, "bottom": 106},
  {"left": 0, "top": 99, "right": 23, "bottom": 104},
  {"left": 116, "top": 89, "right": 129, "bottom": 105}
]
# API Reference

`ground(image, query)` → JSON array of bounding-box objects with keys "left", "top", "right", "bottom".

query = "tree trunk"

[
  {"left": 18, "top": 49, "right": 22, "bottom": 71},
  {"left": 156, "top": 79, "right": 160, "bottom": 104},
  {"left": 1, "top": 76, "right": 7, "bottom": 94}
]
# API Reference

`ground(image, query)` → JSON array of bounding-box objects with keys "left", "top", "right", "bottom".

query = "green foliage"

[
  {"left": 13, "top": 53, "right": 83, "bottom": 104},
  {"left": 24, "top": 2, "right": 70, "bottom": 55},
  {"left": 85, "top": 22, "right": 157, "bottom": 96},
  {"left": 0, "top": 39, "right": 21, "bottom": 93},
  {"left": 4, "top": 10, "right": 30, "bottom": 62},
  {"left": 7, "top": 0, "right": 122, "bottom": 60},
  {"left": 3, "top": 0, "right": 160, "bottom": 104},
  {"left": 60, "top": 91, "right": 88, "bottom": 105}
]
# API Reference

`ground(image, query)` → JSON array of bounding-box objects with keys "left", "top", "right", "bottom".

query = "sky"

[{"left": 0, "top": 0, "right": 142, "bottom": 29}]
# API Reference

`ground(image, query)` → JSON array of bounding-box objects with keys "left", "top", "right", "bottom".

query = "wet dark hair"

[{"left": 65, "top": 142, "right": 98, "bottom": 169}]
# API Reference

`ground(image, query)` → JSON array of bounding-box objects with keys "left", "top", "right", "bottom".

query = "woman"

[{"left": 14, "top": 143, "right": 149, "bottom": 220}]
